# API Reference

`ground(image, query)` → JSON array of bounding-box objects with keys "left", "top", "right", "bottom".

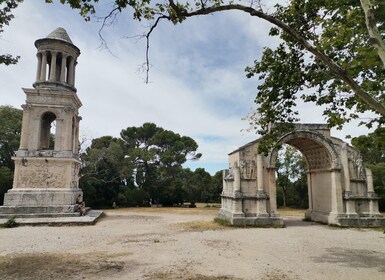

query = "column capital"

[
  {"left": 64, "top": 105, "right": 75, "bottom": 113},
  {"left": 21, "top": 104, "right": 32, "bottom": 110}
]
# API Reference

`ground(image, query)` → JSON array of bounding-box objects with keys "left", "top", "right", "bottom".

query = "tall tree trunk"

[{"left": 360, "top": 0, "right": 385, "bottom": 68}]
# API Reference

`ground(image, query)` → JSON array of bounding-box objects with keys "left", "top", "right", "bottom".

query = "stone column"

[
  {"left": 54, "top": 118, "right": 63, "bottom": 151},
  {"left": 29, "top": 115, "right": 41, "bottom": 150},
  {"left": 256, "top": 154, "right": 264, "bottom": 193},
  {"left": 74, "top": 118, "right": 80, "bottom": 154},
  {"left": 60, "top": 54, "right": 67, "bottom": 82},
  {"left": 73, "top": 61, "right": 77, "bottom": 85},
  {"left": 341, "top": 145, "right": 357, "bottom": 215},
  {"left": 365, "top": 168, "right": 374, "bottom": 193},
  {"left": 19, "top": 104, "right": 31, "bottom": 150},
  {"left": 233, "top": 162, "right": 241, "bottom": 193},
  {"left": 341, "top": 144, "right": 351, "bottom": 192},
  {"left": 68, "top": 57, "right": 75, "bottom": 85},
  {"left": 63, "top": 106, "right": 74, "bottom": 151},
  {"left": 64, "top": 117, "right": 73, "bottom": 151},
  {"left": 307, "top": 171, "right": 313, "bottom": 210},
  {"left": 330, "top": 170, "right": 343, "bottom": 214},
  {"left": 49, "top": 51, "right": 57, "bottom": 81},
  {"left": 267, "top": 167, "right": 277, "bottom": 215},
  {"left": 365, "top": 168, "right": 376, "bottom": 215},
  {"left": 36, "top": 53, "right": 42, "bottom": 82},
  {"left": 40, "top": 51, "right": 47, "bottom": 81}
]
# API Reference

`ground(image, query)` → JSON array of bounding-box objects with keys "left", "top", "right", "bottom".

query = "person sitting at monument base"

[{"left": 76, "top": 194, "right": 86, "bottom": 216}]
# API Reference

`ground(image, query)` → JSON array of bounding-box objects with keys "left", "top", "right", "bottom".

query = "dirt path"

[{"left": 1, "top": 208, "right": 385, "bottom": 280}]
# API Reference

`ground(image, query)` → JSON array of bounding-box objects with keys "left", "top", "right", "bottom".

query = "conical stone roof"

[{"left": 46, "top": 27, "right": 73, "bottom": 44}]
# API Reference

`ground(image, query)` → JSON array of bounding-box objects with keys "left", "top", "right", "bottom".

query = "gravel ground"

[{"left": 1, "top": 208, "right": 385, "bottom": 280}]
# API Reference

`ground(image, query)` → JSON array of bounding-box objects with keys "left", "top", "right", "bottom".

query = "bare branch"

[
  {"left": 95, "top": 6, "right": 121, "bottom": 57},
  {"left": 144, "top": 15, "right": 170, "bottom": 83}
]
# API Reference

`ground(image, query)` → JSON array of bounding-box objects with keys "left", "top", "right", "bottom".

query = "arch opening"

[
  {"left": 268, "top": 132, "right": 339, "bottom": 222},
  {"left": 274, "top": 144, "right": 309, "bottom": 211},
  {"left": 40, "top": 111, "right": 56, "bottom": 150}
]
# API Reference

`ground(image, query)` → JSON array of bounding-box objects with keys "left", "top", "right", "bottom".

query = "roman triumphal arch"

[{"left": 218, "top": 124, "right": 385, "bottom": 227}]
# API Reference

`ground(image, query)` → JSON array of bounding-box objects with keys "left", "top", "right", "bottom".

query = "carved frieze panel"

[
  {"left": 70, "top": 162, "right": 80, "bottom": 188},
  {"left": 14, "top": 160, "right": 71, "bottom": 189}
]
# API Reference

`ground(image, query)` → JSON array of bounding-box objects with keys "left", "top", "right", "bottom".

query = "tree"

[
  {"left": 50, "top": 0, "right": 384, "bottom": 152},
  {"left": 0, "top": 105, "right": 22, "bottom": 204},
  {"left": 188, "top": 168, "right": 212, "bottom": 204},
  {"left": 276, "top": 145, "right": 308, "bottom": 208},
  {"left": 351, "top": 127, "right": 385, "bottom": 164},
  {"left": 79, "top": 136, "right": 130, "bottom": 207},
  {"left": 120, "top": 122, "right": 200, "bottom": 205},
  {"left": 211, "top": 170, "right": 224, "bottom": 203},
  {"left": 0, "top": 0, "right": 22, "bottom": 65}
]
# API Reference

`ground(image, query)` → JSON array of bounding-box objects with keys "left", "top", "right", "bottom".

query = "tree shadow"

[
  {"left": 312, "top": 247, "right": 385, "bottom": 272},
  {"left": 283, "top": 216, "right": 318, "bottom": 227}
]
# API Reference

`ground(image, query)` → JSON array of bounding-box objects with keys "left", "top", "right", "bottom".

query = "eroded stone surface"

[
  {"left": 220, "top": 124, "right": 385, "bottom": 227},
  {"left": 0, "top": 28, "right": 89, "bottom": 220}
]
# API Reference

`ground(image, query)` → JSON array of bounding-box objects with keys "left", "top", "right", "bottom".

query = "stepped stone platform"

[{"left": 0, "top": 209, "right": 103, "bottom": 226}]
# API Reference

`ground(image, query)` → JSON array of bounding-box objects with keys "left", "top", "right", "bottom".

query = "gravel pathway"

[{"left": 1, "top": 208, "right": 384, "bottom": 280}]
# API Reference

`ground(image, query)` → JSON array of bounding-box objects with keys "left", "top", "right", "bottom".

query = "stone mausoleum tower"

[{"left": 0, "top": 28, "right": 87, "bottom": 219}]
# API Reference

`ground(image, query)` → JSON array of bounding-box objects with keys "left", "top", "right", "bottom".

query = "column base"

[
  {"left": 218, "top": 209, "right": 284, "bottom": 227},
  {"left": 305, "top": 209, "right": 385, "bottom": 227}
]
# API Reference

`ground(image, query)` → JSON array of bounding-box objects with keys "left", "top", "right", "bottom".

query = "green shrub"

[{"left": 3, "top": 216, "right": 18, "bottom": 228}]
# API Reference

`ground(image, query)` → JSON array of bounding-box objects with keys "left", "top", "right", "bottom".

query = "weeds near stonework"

[
  {"left": 213, "top": 217, "right": 233, "bottom": 227},
  {"left": 3, "top": 216, "right": 18, "bottom": 228}
]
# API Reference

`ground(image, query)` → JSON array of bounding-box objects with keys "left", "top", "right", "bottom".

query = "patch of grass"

[
  {"left": 144, "top": 272, "right": 240, "bottom": 280},
  {"left": 214, "top": 217, "right": 286, "bottom": 228},
  {"left": 2, "top": 216, "right": 18, "bottom": 228},
  {"left": 213, "top": 217, "right": 233, "bottom": 227},
  {"left": 277, "top": 207, "right": 306, "bottom": 217},
  {"left": 175, "top": 219, "right": 232, "bottom": 232},
  {"left": 107, "top": 207, "right": 219, "bottom": 216}
]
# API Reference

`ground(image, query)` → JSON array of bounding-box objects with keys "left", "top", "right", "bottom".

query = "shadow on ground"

[
  {"left": 0, "top": 252, "right": 133, "bottom": 280},
  {"left": 283, "top": 217, "right": 318, "bottom": 227},
  {"left": 312, "top": 248, "right": 385, "bottom": 272}
]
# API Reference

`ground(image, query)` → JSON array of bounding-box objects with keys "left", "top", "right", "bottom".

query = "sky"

[{"left": 0, "top": 1, "right": 376, "bottom": 174}]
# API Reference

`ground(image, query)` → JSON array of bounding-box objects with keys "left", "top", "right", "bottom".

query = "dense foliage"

[
  {"left": 80, "top": 123, "right": 220, "bottom": 208},
  {"left": 0, "top": 105, "right": 22, "bottom": 203},
  {"left": 0, "top": 0, "right": 22, "bottom": 65},
  {"left": 0, "top": 112, "right": 222, "bottom": 206},
  {"left": 275, "top": 145, "right": 308, "bottom": 209},
  {"left": 44, "top": 0, "right": 385, "bottom": 153}
]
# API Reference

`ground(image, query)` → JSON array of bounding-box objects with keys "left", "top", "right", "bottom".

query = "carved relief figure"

[{"left": 240, "top": 160, "right": 256, "bottom": 179}]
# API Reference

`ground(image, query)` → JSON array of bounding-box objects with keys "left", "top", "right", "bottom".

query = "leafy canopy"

[
  {"left": 47, "top": 0, "right": 385, "bottom": 153},
  {"left": 0, "top": 105, "right": 22, "bottom": 204},
  {"left": 80, "top": 123, "right": 202, "bottom": 207},
  {"left": 0, "top": 0, "right": 22, "bottom": 65}
]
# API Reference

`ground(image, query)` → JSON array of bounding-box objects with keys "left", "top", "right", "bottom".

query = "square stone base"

[
  {"left": 0, "top": 189, "right": 83, "bottom": 218},
  {"left": 3, "top": 189, "right": 82, "bottom": 207},
  {"left": 305, "top": 209, "right": 385, "bottom": 227},
  {"left": 218, "top": 209, "right": 284, "bottom": 227}
]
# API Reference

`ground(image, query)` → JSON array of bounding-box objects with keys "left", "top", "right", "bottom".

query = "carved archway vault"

[{"left": 219, "top": 124, "right": 385, "bottom": 227}]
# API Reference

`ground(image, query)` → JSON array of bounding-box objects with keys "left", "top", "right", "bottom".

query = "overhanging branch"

[
  {"left": 145, "top": 15, "right": 170, "bottom": 83},
  {"left": 169, "top": 3, "right": 385, "bottom": 117}
]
